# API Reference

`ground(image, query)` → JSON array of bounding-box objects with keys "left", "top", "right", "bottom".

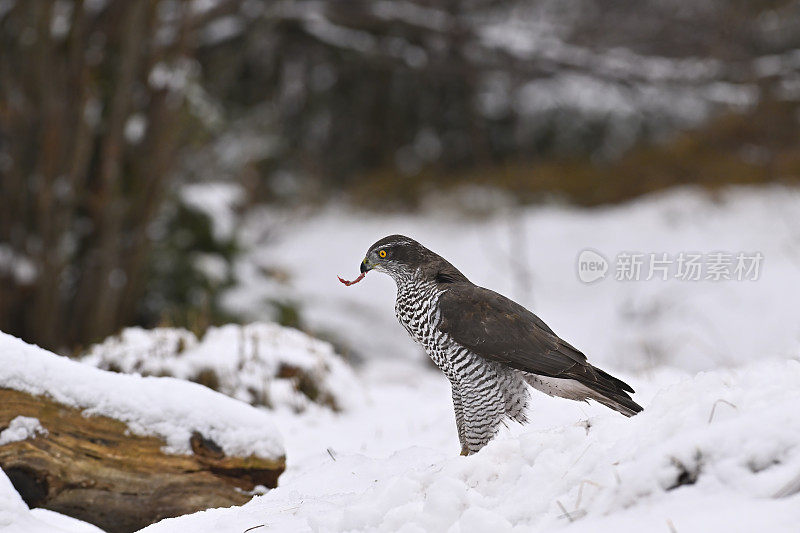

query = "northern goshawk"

[{"left": 343, "top": 235, "right": 642, "bottom": 455}]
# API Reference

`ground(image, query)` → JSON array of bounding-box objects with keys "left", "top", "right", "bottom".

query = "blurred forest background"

[{"left": 1, "top": 0, "right": 799, "bottom": 353}]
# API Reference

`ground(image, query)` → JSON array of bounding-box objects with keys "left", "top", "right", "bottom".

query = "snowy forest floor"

[
  {"left": 144, "top": 359, "right": 800, "bottom": 533},
  {"left": 4, "top": 185, "right": 800, "bottom": 532},
  {"left": 143, "top": 185, "right": 800, "bottom": 532}
]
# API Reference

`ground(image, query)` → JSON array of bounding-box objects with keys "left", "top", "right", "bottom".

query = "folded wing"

[{"left": 437, "top": 284, "right": 641, "bottom": 414}]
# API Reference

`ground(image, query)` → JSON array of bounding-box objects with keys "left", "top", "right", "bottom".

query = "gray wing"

[{"left": 437, "top": 284, "right": 635, "bottom": 394}]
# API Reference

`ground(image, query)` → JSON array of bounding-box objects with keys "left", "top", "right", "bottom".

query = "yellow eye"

[{"left": 379, "top": 250, "right": 387, "bottom": 258}]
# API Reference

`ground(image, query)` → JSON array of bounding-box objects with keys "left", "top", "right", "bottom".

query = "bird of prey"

[{"left": 343, "top": 235, "right": 642, "bottom": 455}]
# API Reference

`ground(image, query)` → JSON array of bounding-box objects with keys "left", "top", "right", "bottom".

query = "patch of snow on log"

[
  {"left": 0, "top": 331, "right": 284, "bottom": 459},
  {"left": 0, "top": 417, "right": 47, "bottom": 445}
]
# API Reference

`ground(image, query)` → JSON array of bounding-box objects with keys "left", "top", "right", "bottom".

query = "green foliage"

[
  {"left": 267, "top": 299, "right": 304, "bottom": 330},
  {"left": 140, "top": 201, "right": 238, "bottom": 337}
]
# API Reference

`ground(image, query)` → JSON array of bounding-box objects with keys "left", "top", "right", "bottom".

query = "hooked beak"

[{"left": 360, "top": 258, "right": 372, "bottom": 273}]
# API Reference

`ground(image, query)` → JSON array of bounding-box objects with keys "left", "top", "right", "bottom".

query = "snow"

[
  {"left": 180, "top": 182, "right": 244, "bottom": 240},
  {"left": 123, "top": 113, "right": 147, "bottom": 144},
  {"left": 139, "top": 360, "right": 800, "bottom": 532},
  {"left": 193, "top": 251, "right": 229, "bottom": 283},
  {"left": 0, "top": 469, "right": 103, "bottom": 533},
  {"left": 133, "top": 185, "right": 800, "bottom": 532},
  {"left": 0, "top": 331, "right": 284, "bottom": 459},
  {"left": 4, "top": 185, "right": 800, "bottom": 532},
  {"left": 82, "top": 323, "right": 362, "bottom": 412},
  {"left": 0, "top": 416, "right": 47, "bottom": 445},
  {"left": 224, "top": 186, "right": 800, "bottom": 375},
  {"left": 0, "top": 244, "right": 37, "bottom": 285},
  {"left": 201, "top": 15, "right": 244, "bottom": 46},
  {"left": 371, "top": 1, "right": 452, "bottom": 32}
]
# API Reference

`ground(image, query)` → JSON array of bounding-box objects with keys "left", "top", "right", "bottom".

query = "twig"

[
  {"left": 327, "top": 447, "right": 337, "bottom": 461},
  {"left": 611, "top": 462, "right": 622, "bottom": 485},
  {"left": 773, "top": 471, "right": 800, "bottom": 498},
  {"left": 561, "top": 444, "right": 592, "bottom": 479},
  {"left": 575, "top": 479, "right": 602, "bottom": 509},
  {"left": 707, "top": 399, "right": 738, "bottom": 424},
  {"left": 243, "top": 525, "right": 266, "bottom": 533},
  {"left": 555, "top": 500, "right": 573, "bottom": 522}
]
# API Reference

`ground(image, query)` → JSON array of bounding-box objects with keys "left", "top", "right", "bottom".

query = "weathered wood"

[{"left": 0, "top": 388, "right": 285, "bottom": 533}]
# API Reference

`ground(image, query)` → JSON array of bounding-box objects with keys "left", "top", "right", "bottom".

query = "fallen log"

[
  {"left": 0, "top": 388, "right": 284, "bottom": 533},
  {"left": 0, "top": 332, "right": 286, "bottom": 533}
]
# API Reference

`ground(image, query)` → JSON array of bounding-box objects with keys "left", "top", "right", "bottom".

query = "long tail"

[
  {"left": 581, "top": 365, "right": 643, "bottom": 417},
  {"left": 525, "top": 365, "right": 643, "bottom": 417}
]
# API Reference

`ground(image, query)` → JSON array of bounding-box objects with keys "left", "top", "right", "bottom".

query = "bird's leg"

[
  {"left": 459, "top": 368, "right": 507, "bottom": 455},
  {"left": 451, "top": 383, "right": 468, "bottom": 455}
]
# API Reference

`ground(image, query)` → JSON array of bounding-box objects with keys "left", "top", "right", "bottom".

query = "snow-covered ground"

[
  {"left": 141, "top": 359, "right": 800, "bottom": 532},
  {"left": 3, "top": 185, "right": 800, "bottom": 532},
  {"left": 142, "top": 185, "right": 800, "bottom": 532}
]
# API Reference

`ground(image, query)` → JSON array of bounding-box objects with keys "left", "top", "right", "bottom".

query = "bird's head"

[{"left": 360, "top": 235, "right": 467, "bottom": 285}]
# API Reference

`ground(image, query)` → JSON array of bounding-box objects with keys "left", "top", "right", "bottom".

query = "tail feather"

[
  {"left": 593, "top": 366, "right": 635, "bottom": 394},
  {"left": 581, "top": 364, "right": 643, "bottom": 416},
  {"left": 583, "top": 387, "right": 643, "bottom": 417},
  {"left": 524, "top": 365, "right": 644, "bottom": 417}
]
